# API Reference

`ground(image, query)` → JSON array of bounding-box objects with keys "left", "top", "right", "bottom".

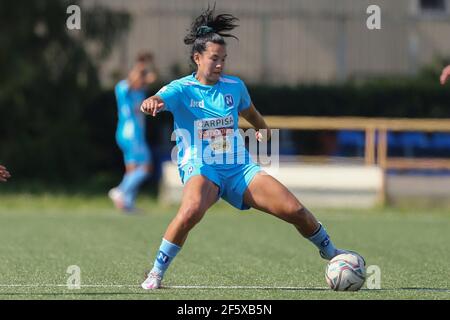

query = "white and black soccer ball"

[{"left": 325, "top": 253, "right": 366, "bottom": 291}]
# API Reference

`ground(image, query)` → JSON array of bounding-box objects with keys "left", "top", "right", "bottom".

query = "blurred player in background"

[
  {"left": 0, "top": 165, "right": 11, "bottom": 182},
  {"left": 140, "top": 6, "right": 362, "bottom": 289},
  {"left": 440, "top": 65, "right": 450, "bottom": 85},
  {"left": 108, "top": 52, "right": 158, "bottom": 213}
]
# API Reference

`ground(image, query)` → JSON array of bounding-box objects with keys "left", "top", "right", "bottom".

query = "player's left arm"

[{"left": 239, "top": 103, "right": 271, "bottom": 141}]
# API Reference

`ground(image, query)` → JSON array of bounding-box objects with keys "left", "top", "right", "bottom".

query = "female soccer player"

[
  {"left": 140, "top": 7, "right": 360, "bottom": 289},
  {"left": 0, "top": 165, "right": 11, "bottom": 182},
  {"left": 108, "top": 52, "right": 158, "bottom": 212}
]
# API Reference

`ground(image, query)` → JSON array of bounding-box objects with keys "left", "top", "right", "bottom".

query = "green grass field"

[{"left": 0, "top": 194, "right": 449, "bottom": 300}]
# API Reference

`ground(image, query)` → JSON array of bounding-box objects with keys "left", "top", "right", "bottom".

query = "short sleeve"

[
  {"left": 155, "top": 80, "right": 182, "bottom": 113},
  {"left": 238, "top": 80, "right": 252, "bottom": 112}
]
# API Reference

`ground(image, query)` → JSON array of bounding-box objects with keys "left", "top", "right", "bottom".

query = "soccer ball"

[{"left": 325, "top": 252, "right": 366, "bottom": 291}]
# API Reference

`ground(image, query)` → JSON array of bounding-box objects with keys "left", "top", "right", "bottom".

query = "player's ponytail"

[{"left": 184, "top": 4, "right": 239, "bottom": 65}]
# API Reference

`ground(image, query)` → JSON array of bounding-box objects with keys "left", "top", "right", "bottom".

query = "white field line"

[
  {"left": 0, "top": 284, "right": 325, "bottom": 290},
  {"left": 0, "top": 284, "right": 448, "bottom": 292}
]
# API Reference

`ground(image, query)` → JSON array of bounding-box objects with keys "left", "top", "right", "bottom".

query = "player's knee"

[
  {"left": 283, "top": 201, "right": 309, "bottom": 225},
  {"left": 177, "top": 203, "right": 204, "bottom": 230},
  {"left": 141, "top": 164, "right": 153, "bottom": 174},
  {"left": 295, "top": 206, "right": 310, "bottom": 220},
  {"left": 282, "top": 199, "right": 303, "bottom": 216}
]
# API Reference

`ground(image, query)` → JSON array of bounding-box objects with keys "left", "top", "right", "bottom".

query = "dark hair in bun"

[{"left": 184, "top": 4, "right": 239, "bottom": 64}]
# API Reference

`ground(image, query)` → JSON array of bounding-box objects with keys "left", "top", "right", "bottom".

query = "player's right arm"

[
  {"left": 440, "top": 65, "right": 450, "bottom": 85},
  {"left": 140, "top": 95, "right": 165, "bottom": 117},
  {"left": 141, "top": 81, "right": 182, "bottom": 116}
]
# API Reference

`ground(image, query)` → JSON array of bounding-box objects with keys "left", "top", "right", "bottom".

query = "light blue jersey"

[
  {"left": 156, "top": 73, "right": 261, "bottom": 210},
  {"left": 156, "top": 73, "right": 252, "bottom": 167},
  {"left": 115, "top": 80, "right": 151, "bottom": 164}
]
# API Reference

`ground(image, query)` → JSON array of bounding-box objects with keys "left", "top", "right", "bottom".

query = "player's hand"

[
  {"left": 140, "top": 96, "right": 164, "bottom": 117},
  {"left": 256, "top": 131, "right": 263, "bottom": 142},
  {"left": 440, "top": 65, "right": 450, "bottom": 85},
  {"left": 0, "top": 165, "right": 11, "bottom": 182},
  {"left": 255, "top": 129, "right": 271, "bottom": 142}
]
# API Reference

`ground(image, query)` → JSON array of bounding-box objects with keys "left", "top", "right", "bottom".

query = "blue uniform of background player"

[
  {"left": 115, "top": 80, "right": 149, "bottom": 164},
  {"left": 140, "top": 6, "right": 363, "bottom": 289},
  {"left": 109, "top": 52, "right": 157, "bottom": 212}
]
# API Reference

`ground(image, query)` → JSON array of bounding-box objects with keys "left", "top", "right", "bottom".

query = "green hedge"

[
  {"left": 247, "top": 81, "right": 450, "bottom": 118},
  {"left": 2, "top": 80, "right": 450, "bottom": 186}
]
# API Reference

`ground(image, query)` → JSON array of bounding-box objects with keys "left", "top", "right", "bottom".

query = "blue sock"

[
  {"left": 152, "top": 238, "right": 181, "bottom": 276},
  {"left": 124, "top": 187, "right": 139, "bottom": 210},
  {"left": 117, "top": 172, "right": 133, "bottom": 191},
  {"left": 307, "top": 223, "right": 338, "bottom": 259},
  {"left": 118, "top": 166, "right": 149, "bottom": 208}
]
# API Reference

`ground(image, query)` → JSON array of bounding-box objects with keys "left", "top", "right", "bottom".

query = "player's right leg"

[
  {"left": 116, "top": 143, "right": 152, "bottom": 212},
  {"left": 109, "top": 137, "right": 135, "bottom": 211},
  {"left": 109, "top": 163, "right": 139, "bottom": 212},
  {"left": 120, "top": 163, "right": 153, "bottom": 212},
  {"left": 142, "top": 175, "right": 219, "bottom": 290},
  {"left": 110, "top": 142, "right": 152, "bottom": 212}
]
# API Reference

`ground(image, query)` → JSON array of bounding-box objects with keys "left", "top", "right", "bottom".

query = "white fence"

[{"left": 158, "top": 161, "right": 383, "bottom": 208}]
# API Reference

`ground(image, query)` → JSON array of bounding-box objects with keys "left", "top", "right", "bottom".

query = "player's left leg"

[{"left": 243, "top": 172, "right": 345, "bottom": 260}]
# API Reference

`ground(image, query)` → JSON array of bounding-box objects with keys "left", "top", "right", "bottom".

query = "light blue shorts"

[
  {"left": 178, "top": 161, "right": 262, "bottom": 210},
  {"left": 117, "top": 137, "right": 152, "bottom": 165}
]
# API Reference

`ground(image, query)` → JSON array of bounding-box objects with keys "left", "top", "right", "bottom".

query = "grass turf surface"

[{"left": 0, "top": 194, "right": 449, "bottom": 300}]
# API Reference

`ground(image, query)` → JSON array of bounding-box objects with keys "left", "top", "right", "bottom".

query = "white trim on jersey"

[{"left": 219, "top": 76, "right": 239, "bottom": 84}]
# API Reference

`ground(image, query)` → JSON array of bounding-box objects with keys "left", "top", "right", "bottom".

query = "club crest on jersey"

[{"left": 224, "top": 94, "right": 234, "bottom": 107}]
